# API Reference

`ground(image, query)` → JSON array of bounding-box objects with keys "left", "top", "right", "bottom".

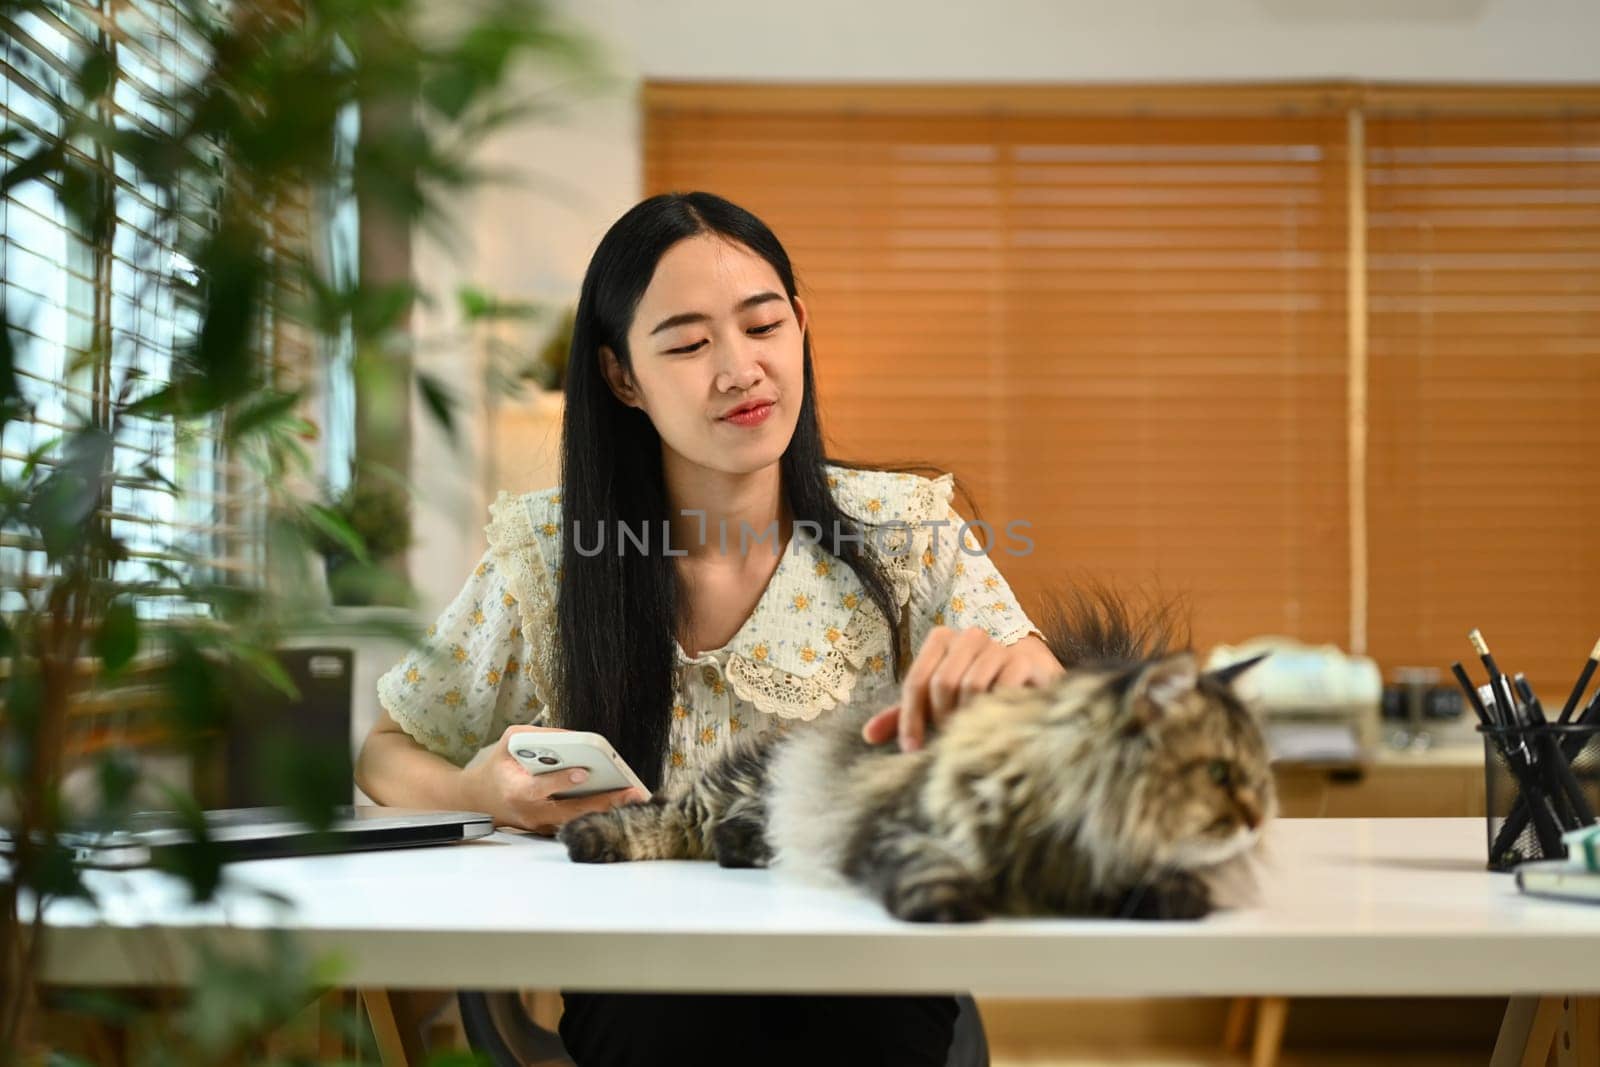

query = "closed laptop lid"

[{"left": 6, "top": 806, "right": 494, "bottom": 869}]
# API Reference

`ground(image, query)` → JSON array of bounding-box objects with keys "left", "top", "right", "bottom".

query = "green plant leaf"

[
  {"left": 0, "top": 308, "right": 22, "bottom": 415},
  {"left": 457, "top": 284, "right": 494, "bottom": 320},
  {"left": 2, "top": 658, "right": 41, "bottom": 757},
  {"left": 188, "top": 224, "right": 268, "bottom": 405},
  {"left": 121, "top": 380, "right": 185, "bottom": 420},
  {"left": 74, "top": 45, "right": 116, "bottom": 100},
  {"left": 45, "top": 1050, "right": 98, "bottom": 1067},
  {"left": 416, "top": 370, "right": 456, "bottom": 441},
  {"left": 26, "top": 429, "right": 112, "bottom": 559},
  {"left": 31, "top": 836, "right": 90, "bottom": 901},
  {"left": 95, "top": 750, "right": 141, "bottom": 820},
  {"left": 161, "top": 631, "right": 232, "bottom": 746},
  {"left": 458, "top": 284, "right": 542, "bottom": 322},
  {"left": 95, "top": 597, "right": 139, "bottom": 674},
  {"left": 262, "top": 731, "right": 347, "bottom": 831},
  {"left": 60, "top": 158, "right": 115, "bottom": 249},
  {"left": 136, "top": 460, "right": 179, "bottom": 494},
  {"left": 0, "top": 140, "right": 63, "bottom": 196},
  {"left": 45, "top": 987, "right": 141, "bottom": 1027},
  {"left": 323, "top": 558, "right": 415, "bottom": 608},
  {"left": 224, "top": 639, "right": 300, "bottom": 702},
  {"left": 302, "top": 502, "right": 368, "bottom": 562},
  {"left": 354, "top": 281, "right": 418, "bottom": 339},
  {"left": 226, "top": 388, "right": 303, "bottom": 441},
  {"left": 147, "top": 783, "right": 224, "bottom": 903}
]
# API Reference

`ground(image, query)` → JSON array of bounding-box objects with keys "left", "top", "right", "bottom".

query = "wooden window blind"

[
  {"left": 644, "top": 86, "right": 1353, "bottom": 656},
  {"left": 1365, "top": 98, "right": 1600, "bottom": 692},
  {"left": 1, "top": 0, "right": 272, "bottom": 619}
]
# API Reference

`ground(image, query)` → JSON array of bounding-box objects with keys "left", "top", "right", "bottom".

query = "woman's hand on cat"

[
  {"left": 862, "top": 629, "right": 1065, "bottom": 752},
  {"left": 460, "top": 725, "right": 651, "bottom": 835}
]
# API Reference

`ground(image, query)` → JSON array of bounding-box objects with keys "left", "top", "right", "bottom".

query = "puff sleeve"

[
  {"left": 904, "top": 505, "right": 1044, "bottom": 661},
  {"left": 374, "top": 550, "right": 549, "bottom": 767}
]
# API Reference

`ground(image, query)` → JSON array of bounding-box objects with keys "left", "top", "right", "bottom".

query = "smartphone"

[{"left": 507, "top": 731, "right": 650, "bottom": 800}]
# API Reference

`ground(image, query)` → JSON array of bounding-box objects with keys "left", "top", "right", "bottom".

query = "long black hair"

[{"left": 555, "top": 191, "right": 908, "bottom": 791}]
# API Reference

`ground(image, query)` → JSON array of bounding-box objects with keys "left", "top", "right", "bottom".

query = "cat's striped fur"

[{"left": 559, "top": 588, "right": 1275, "bottom": 922}]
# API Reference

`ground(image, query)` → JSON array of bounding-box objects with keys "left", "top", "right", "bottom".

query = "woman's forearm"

[{"left": 355, "top": 727, "right": 475, "bottom": 811}]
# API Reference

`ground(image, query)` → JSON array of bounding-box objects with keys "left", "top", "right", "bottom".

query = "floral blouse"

[{"left": 375, "top": 464, "right": 1044, "bottom": 790}]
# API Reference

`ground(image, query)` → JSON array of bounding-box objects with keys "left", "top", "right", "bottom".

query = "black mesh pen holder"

[{"left": 1480, "top": 722, "right": 1600, "bottom": 872}]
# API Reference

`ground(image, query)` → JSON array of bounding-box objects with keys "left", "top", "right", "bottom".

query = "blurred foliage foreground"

[{"left": 0, "top": 0, "right": 593, "bottom": 1061}]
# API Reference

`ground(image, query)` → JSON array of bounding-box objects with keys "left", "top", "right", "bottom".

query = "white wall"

[
  {"left": 404, "top": 0, "right": 1600, "bottom": 622},
  {"left": 617, "top": 0, "right": 1599, "bottom": 84}
]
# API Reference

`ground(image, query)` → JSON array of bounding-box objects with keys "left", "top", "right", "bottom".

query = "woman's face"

[{"left": 602, "top": 234, "right": 807, "bottom": 478}]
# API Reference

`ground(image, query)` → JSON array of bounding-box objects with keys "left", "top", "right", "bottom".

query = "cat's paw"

[
  {"left": 1126, "top": 870, "right": 1212, "bottom": 920},
  {"left": 887, "top": 877, "right": 987, "bottom": 923},
  {"left": 711, "top": 818, "right": 771, "bottom": 869},
  {"left": 559, "top": 814, "right": 628, "bottom": 864}
]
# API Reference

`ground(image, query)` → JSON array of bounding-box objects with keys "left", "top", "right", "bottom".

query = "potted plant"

[
  {"left": 308, "top": 477, "right": 415, "bottom": 608},
  {"left": 527, "top": 303, "right": 574, "bottom": 393},
  {"left": 0, "top": 0, "right": 600, "bottom": 1060},
  {"left": 471, "top": 299, "right": 571, "bottom": 495}
]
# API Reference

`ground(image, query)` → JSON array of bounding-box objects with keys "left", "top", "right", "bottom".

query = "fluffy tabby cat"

[{"left": 559, "top": 588, "right": 1275, "bottom": 922}]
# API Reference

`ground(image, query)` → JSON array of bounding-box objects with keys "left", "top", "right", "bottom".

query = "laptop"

[{"left": 4, "top": 806, "right": 495, "bottom": 870}]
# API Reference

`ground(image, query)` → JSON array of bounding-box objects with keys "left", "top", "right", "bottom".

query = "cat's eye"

[{"left": 1207, "top": 760, "right": 1231, "bottom": 786}]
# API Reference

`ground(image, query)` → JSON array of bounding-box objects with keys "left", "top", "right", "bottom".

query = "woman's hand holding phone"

[{"left": 460, "top": 725, "right": 650, "bottom": 835}]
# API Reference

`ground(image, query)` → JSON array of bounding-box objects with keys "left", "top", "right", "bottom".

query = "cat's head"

[{"left": 1093, "top": 651, "right": 1276, "bottom": 871}]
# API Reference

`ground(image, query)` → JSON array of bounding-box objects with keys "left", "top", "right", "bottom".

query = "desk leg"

[
  {"left": 1556, "top": 996, "right": 1600, "bottom": 1067},
  {"left": 361, "top": 988, "right": 426, "bottom": 1067},
  {"left": 1251, "top": 996, "right": 1288, "bottom": 1067},
  {"left": 263, "top": 989, "right": 348, "bottom": 1060},
  {"left": 1494, "top": 995, "right": 1600, "bottom": 1067},
  {"left": 1223, "top": 996, "right": 1255, "bottom": 1053},
  {"left": 1491, "top": 1004, "right": 1542, "bottom": 1067},
  {"left": 1220, "top": 996, "right": 1287, "bottom": 1067}
]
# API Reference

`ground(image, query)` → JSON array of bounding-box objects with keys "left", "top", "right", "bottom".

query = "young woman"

[{"left": 356, "top": 191, "right": 1063, "bottom": 1066}]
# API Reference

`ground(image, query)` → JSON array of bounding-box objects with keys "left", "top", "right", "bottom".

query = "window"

[
  {"left": 319, "top": 42, "right": 359, "bottom": 501},
  {"left": 2, "top": 0, "right": 259, "bottom": 619}
]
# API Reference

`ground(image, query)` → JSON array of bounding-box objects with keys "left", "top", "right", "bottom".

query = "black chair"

[
  {"left": 457, "top": 990, "right": 990, "bottom": 1067},
  {"left": 456, "top": 991, "right": 572, "bottom": 1067}
]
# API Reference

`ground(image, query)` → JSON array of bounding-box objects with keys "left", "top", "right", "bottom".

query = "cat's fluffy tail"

[{"left": 1035, "top": 581, "right": 1191, "bottom": 669}]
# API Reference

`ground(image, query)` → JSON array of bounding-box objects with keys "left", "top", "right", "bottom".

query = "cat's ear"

[
  {"left": 1208, "top": 652, "right": 1270, "bottom": 688},
  {"left": 1123, "top": 651, "right": 1199, "bottom": 727}
]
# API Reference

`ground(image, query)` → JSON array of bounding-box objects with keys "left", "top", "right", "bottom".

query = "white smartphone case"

[{"left": 508, "top": 731, "right": 650, "bottom": 800}]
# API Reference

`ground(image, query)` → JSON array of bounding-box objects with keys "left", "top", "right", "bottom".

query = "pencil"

[
  {"left": 1469, "top": 629, "right": 1521, "bottom": 728},
  {"left": 1558, "top": 637, "right": 1600, "bottom": 724},
  {"left": 1581, "top": 687, "right": 1600, "bottom": 727},
  {"left": 1467, "top": 631, "right": 1565, "bottom": 860},
  {"left": 1451, "top": 662, "right": 1493, "bottom": 727},
  {"left": 1512, "top": 674, "right": 1546, "bottom": 725},
  {"left": 1514, "top": 674, "right": 1593, "bottom": 830},
  {"left": 1494, "top": 670, "right": 1600, "bottom": 856}
]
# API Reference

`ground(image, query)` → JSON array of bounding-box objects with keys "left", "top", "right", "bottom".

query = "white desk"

[{"left": 37, "top": 817, "right": 1600, "bottom": 1000}]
